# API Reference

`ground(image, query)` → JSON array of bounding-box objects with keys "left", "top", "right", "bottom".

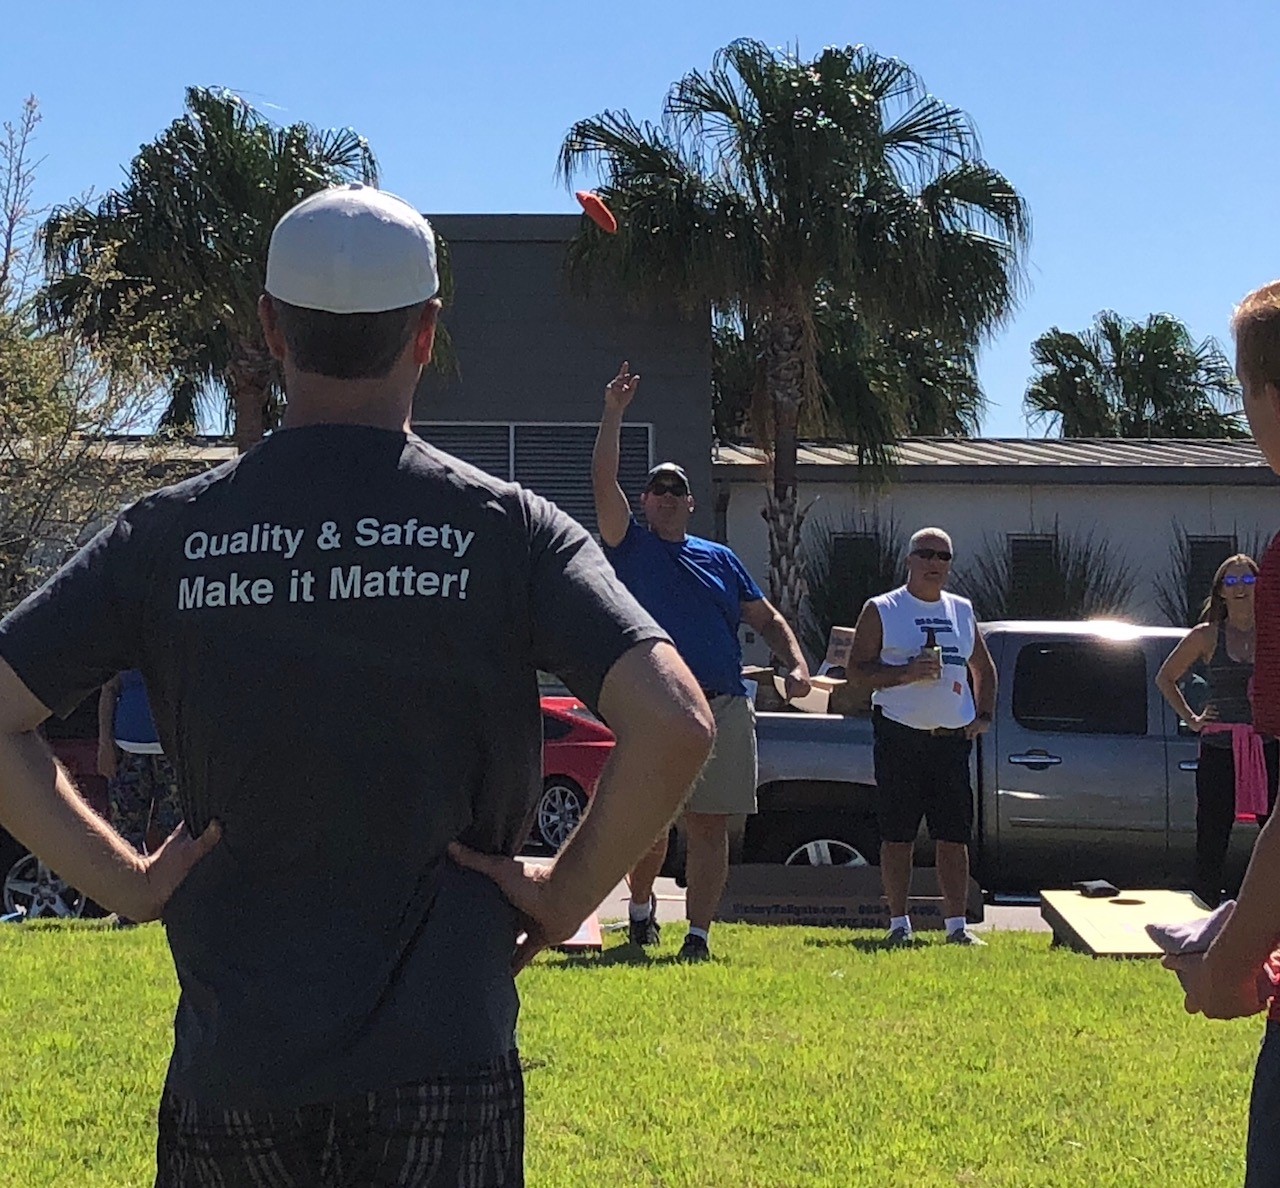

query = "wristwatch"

[{"left": 976, "top": 711, "right": 993, "bottom": 723}]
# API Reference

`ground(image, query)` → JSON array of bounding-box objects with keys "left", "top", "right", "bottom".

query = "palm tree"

[
  {"left": 1024, "top": 311, "right": 1244, "bottom": 439},
  {"left": 39, "top": 87, "right": 380, "bottom": 451},
  {"left": 814, "top": 300, "right": 985, "bottom": 451},
  {"left": 559, "top": 39, "right": 1028, "bottom": 621},
  {"left": 713, "top": 303, "right": 985, "bottom": 453}
]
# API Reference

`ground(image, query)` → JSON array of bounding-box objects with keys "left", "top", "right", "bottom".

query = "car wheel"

[
  {"left": 747, "top": 813, "right": 879, "bottom": 868},
  {"left": 536, "top": 778, "right": 588, "bottom": 852},
  {"left": 3, "top": 851, "right": 88, "bottom": 920}
]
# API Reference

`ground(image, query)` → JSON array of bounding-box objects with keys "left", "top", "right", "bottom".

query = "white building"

[{"left": 713, "top": 438, "right": 1280, "bottom": 654}]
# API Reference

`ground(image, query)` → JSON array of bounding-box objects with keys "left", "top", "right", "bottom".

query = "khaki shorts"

[{"left": 685, "top": 694, "right": 758, "bottom": 816}]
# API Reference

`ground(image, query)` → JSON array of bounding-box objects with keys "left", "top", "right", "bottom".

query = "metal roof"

[
  {"left": 712, "top": 437, "right": 1279, "bottom": 487},
  {"left": 89, "top": 433, "right": 1279, "bottom": 488}
]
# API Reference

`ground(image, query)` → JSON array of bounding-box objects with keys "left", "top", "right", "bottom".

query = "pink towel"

[{"left": 1201, "top": 722, "right": 1270, "bottom": 819}]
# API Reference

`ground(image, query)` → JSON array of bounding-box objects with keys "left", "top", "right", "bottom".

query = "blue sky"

[{"left": 5, "top": 0, "right": 1278, "bottom": 436}]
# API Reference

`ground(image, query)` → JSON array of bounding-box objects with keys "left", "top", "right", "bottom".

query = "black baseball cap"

[{"left": 644, "top": 462, "right": 690, "bottom": 491}]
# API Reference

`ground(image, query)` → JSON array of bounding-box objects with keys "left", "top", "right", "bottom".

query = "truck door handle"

[
  {"left": 1179, "top": 759, "right": 1199, "bottom": 772},
  {"left": 1008, "top": 752, "right": 1062, "bottom": 771}
]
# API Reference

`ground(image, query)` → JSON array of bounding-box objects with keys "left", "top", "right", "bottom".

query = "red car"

[{"left": 535, "top": 697, "right": 614, "bottom": 851}]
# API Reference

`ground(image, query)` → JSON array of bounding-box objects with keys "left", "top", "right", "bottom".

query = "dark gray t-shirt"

[{"left": 0, "top": 425, "right": 666, "bottom": 1108}]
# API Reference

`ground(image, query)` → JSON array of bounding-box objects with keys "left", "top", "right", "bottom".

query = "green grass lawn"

[{"left": 0, "top": 922, "right": 1262, "bottom": 1186}]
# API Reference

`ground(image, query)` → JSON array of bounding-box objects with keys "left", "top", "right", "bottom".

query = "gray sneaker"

[
  {"left": 946, "top": 927, "right": 987, "bottom": 947},
  {"left": 885, "top": 926, "right": 916, "bottom": 948}
]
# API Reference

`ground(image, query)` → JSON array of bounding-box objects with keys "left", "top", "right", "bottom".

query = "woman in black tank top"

[{"left": 1156, "top": 553, "right": 1278, "bottom": 907}]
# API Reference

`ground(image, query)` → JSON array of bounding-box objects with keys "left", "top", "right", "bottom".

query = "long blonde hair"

[{"left": 1201, "top": 553, "right": 1260, "bottom": 623}]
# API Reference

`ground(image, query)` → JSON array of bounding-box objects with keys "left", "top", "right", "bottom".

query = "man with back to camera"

[
  {"left": 0, "top": 184, "right": 714, "bottom": 1186},
  {"left": 847, "top": 527, "right": 996, "bottom": 948},
  {"left": 592, "top": 362, "right": 811, "bottom": 962}
]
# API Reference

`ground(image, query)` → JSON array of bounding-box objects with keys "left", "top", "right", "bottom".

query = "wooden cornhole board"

[
  {"left": 1040, "top": 889, "right": 1210, "bottom": 958},
  {"left": 554, "top": 912, "right": 603, "bottom": 952},
  {"left": 717, "top": 864, "right": 982, "bottom": 930}
]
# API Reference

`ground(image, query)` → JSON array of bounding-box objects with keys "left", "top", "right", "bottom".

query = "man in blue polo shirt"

[{"left": 592, "top": 362, "right": 811, "bottom": 961}]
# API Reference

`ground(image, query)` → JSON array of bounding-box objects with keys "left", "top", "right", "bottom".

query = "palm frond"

[
  {"left": 1025, "top": 310, "right": 1245, "bottom": 438},
  {"left": 36, "top": 87, "right": 392, "bottom": 444},
  {"left": 880, "top": 94, "right": 976, "bottom": 174}
]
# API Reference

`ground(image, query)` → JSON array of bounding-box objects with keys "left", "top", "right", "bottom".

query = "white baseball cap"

[{"left": 265, "top": 183, "right": 439, "bottom": 314}]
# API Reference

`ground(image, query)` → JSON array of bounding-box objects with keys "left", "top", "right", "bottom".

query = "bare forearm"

[
  {"left": 757, "top": 614, "right": 807, "bottom": 674},
  {"left": 971, "top": 663, "right": 996, "bottom": 716},
  {"left": 0, "top": 730, "right": 150, "bottom": 918},
  {"left": 544, "top": 724, "right": 711, "bottom": 925},
  {"left": 1156, "top": 678, "right": 1197, "bottom": 725},
  {"left": 853, "top": 660, "right": 913, "bottom": 690},
  {"left": 591, "top": 406, "right": 624, "bottom": 490},
  {"left": 1208, "top": 814, "right": 1280, "bottom": 972}
]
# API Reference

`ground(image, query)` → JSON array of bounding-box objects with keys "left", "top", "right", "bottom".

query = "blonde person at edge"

[
  {"left": 847, "top": 528, "right": 997, "bottom": 947},
  {"left": 1164, "top": 282, "right": 1280, "bottom": 1187},
  {"left": 1156, "top": 554, "right": 1277, "bottom": 909},
  {"left": 592, "top": 362, "right": 811, "bottom": 962}
]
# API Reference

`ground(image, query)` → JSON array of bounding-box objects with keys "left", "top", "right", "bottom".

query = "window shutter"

[
  {"left": 514, "top": 424, "right": 651, "bottom": 535},
  {"left": 1008, "top": 536, "right": 1056, "bottom": 618},
  {"left": 514, "top": 425, "right": 596, "bottom": 529},
  {"left": 1187, "top": 536, "right": 1236, "bottom": 620},
  {"left": 414, "top": 422, "right": 653, "bottom": 535},
  {"left": 417, "top": 423, "right": 511, "bottom": 478},
  {"left": 832, "top": 534, "right": 878, "bottom": 583}
]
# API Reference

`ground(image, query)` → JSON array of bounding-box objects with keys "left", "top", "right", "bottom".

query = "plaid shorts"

[
  {"left": 108, "top": 751, "right": 182, "bottom": 852},
  {"left": 155, "top": 1053, "right": 524, "bottom": 1187}
]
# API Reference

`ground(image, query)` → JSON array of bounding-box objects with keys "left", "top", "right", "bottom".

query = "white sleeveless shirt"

[{"left": 870, "top": 586, "right": 977, "bottom": 730}]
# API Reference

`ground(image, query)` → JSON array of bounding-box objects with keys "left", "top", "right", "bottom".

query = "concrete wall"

[{"left": 413, "top": 215, "right": 714, "bottom": 535}]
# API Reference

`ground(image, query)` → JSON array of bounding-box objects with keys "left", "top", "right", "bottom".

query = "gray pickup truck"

[{"left": 743, "top": 620, "right": 1257, "bottom": 894}]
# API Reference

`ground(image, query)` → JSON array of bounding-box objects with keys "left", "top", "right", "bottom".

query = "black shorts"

[
  {"left": 155, "top": 1052, "right": 524, "bottom": 1187},
  {"left": 872, "top": 710, "right": 974, "bottom": 844}
]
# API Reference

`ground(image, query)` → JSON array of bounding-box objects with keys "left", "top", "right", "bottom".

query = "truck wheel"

[{"left": 747, "top": 813, "right": 879, "bottom": 868}]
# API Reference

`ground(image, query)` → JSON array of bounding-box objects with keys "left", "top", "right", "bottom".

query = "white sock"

[
  {"left": 945, "top": 916, "right": 967, "bottom": 935},
  {"left": 687, "top": 926, "right": 709, "bottom": 943},
  {"left": 890, "top": 915, "right": 912, "bottom": 935},
  {"left": 629, "top": 900, "right": 652, "bottom": 922}
]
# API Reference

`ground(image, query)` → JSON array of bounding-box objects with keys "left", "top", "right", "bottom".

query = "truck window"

[{"left": 1012, "top": 641, "right": 1147, "bottom": 736}]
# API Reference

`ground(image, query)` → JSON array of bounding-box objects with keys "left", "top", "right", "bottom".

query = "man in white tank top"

[{"left": 848, "top": 528, "right": 997, "bottom": 947}]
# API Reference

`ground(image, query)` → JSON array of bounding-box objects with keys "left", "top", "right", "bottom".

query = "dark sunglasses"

[
  {"left": 647, "top": 481, "right": 688, "bottom": 497},
  {"left": 912, "top": 548, "right": 953, "bottom": 562},
  {"left": 1222, "top": 574, "right": 1257, "bottom": 587}
]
